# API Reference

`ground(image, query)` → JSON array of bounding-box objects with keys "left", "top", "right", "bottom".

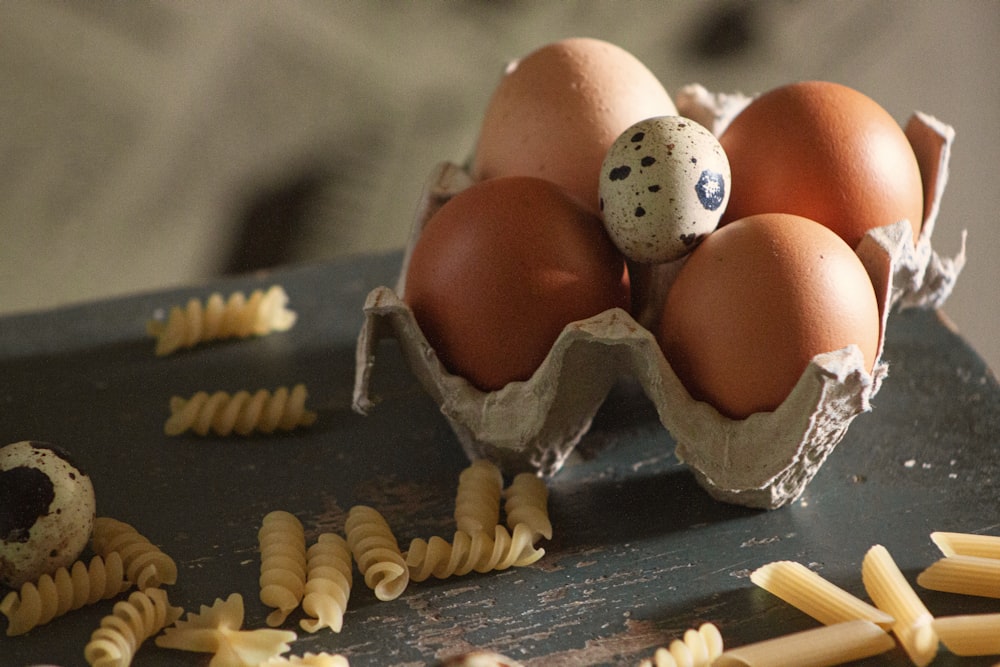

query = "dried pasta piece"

[
  {"left": 165, "top": 384, "right": 317, "bottom": 437},
  {"left": 259, "top": 510, "right": 308, "bottom": 627},
  {"left": 503, "top": 472, "right": 552, "bottom": 542},
  {"left": 916, "top": 555, "right": 1000, "bottom": 598},
  {"left": 155, "top": 592, "right": 297, "bottom": 666},
  {"left": 300, "top": 533, "right": 352, "bottom": 633},
  {"left": 263, "top": 652, "right": 351, "bottom": 666},
  {"left": 861, "top": 544, "right": 938, "bottom": 666},
  {"left": 405, "top": 523, "right": 545, "bottom": 582},
  {"left": 712, "top": 619, "right": 894, "bottom": 667},
  {"left": 405, "top": 535, "right": 470, "bottom": 581},
  {"left": 84, "top": 587, "right": 183, "bottom": 667},
  {"left": 345, "top": 505, "right": 409, "bottom": 601},
  {"left": 454, "top": 459, "right": 504, "bottom": 535},
  {"left": 442, "top": 652, "right": 524, "bottom": 667},
  {"left": 492, "top": 523, "right": 547, "bottom": 569},
  {"left": 1, "top": 552, "right": 130, "bottom": 636},
  {"left": 930, "top": 531, "right": 1000, "bottom": 559},
  {"left": 147, "top": 285, "right": 297, "bottom": 355},
  {"left": 933, "top": 613, "right": 1000, "bottom": 656},
  {"left": 751, "top": 561, "right": 894, "bottom": 629},
  {"left": 92, "top": 517, "right": 178, "bottom": 589},
  {"left": 638, "top": 622, "right": 724, "bottom": 667}
]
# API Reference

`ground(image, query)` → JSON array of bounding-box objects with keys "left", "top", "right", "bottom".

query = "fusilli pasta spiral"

[
  {"left": 454, "top": 460, "right": 504, "bottom": 535},
  {"left": 84, "top": 587, "right": 183, "bottom": 667},
  {"left": 345, "top": 505, "right": 409, "bottom": 602},
  {"left": 404, "top": 523, "right": 545, "bottom": 582},
  {"left": 1, "top": 553, "right": 130, "bottom": 636},
  {"left": 638, "top": 623, "right": 724, "bottom": 667},
  {"left": 263, "top": 652, "right": 351, "bottom": 666},
  {"left": 300, "top": 533, "right": 352, "bottom": 634},
  {"left": 259, "top": 510, "right": 308, "bottom": 627},
  {"left": 147, "top": 285, "right": 297, "bottom": 356},
  {"left": 92, "top": 517, "right": 178, "bottom": 589},
  {"left": 165, "top": 384, "right": 317, "bottom": 437},
  {"left": 503, "top": 472, "right": 552, "bottom": 542}
]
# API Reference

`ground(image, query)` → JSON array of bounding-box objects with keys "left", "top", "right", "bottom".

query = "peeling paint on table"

[{"left": 1, "top": 251, "right": 998, "bottom": 665}]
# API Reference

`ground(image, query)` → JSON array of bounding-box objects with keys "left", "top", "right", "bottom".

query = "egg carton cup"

[{"left": 352, "top": 85, "right": 965, "bottom": 510}]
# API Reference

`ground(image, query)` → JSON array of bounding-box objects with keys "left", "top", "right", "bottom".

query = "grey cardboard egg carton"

[{"left": 352, "top": 85, "right": 965, "bottom": 510}]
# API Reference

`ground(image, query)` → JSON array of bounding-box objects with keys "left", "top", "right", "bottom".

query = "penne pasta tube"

[
  {"left": 751, "top": 561, "right": 894, "bottom": 630},
  {"left": 933, "top": 613, "right": 1000, "bottom": 656},
  {"left": 930, "top": 532, "right": 1000, "bottom": 559},
  {"left": 917, "top": 555, "right": 1000, "bottom": 598},
  {"left": 712, "top": 620, "right": 894, "bottom": 667},
  {"left": 861, "top": 545, "right": 938, "bottom": 667}
]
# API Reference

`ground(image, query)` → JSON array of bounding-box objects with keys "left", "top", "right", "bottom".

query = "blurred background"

[{"left": 1, "top": 0, "right": 997, "bottom": 369}]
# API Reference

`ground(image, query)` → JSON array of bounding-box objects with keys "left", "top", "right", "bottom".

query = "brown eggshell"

[
  {"left": 402, "top": 176, "right": 630, "bottom": 391},
  {"left": 471, "top": 37, "right": 677, "bottom": 215},
  {"left": 658, "top": 213, "right": 882, "bottom": 420},
  {"left": 718, "top": 81, "right": 924, "bottom": 249}
]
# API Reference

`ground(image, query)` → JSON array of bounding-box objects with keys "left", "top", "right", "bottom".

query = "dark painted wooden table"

[{"left": 1, "top": 251, "right": 998, "bottom": 666}]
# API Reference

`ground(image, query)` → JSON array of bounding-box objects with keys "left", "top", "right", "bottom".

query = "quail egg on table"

[
  {"left": 599, "top": 116, "right": 730, "bottom": 264},
  {"left": 0, "top": 441, "right": 96, "bottom": 588}
]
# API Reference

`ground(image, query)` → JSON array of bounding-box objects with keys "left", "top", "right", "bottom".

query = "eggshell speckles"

[
  {"left": 0, "top": 441, "right": 96, "bottom": 588},
  {"left": 600, "top": 116, "right": 730, "bottom": 264}
]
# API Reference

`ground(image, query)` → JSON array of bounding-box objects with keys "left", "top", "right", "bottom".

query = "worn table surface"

[{"left": 1, "top": 251, "right": 999, "bottom": 666}]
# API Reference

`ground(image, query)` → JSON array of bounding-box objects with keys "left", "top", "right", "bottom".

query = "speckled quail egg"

[
  {"left": 0, "top": 441, "right": 96, "bottom": 588},
  {"left": 599, "top": 116, "right": 731, "bottom": 263}
]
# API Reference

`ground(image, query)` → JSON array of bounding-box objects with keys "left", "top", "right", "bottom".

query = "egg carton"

[{"left": 352, "top": 86, "right": 965, "bottom": 510}]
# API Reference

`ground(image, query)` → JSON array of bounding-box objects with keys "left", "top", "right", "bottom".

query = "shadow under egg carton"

[{"left": 352, "top": 85, "right": 966, "bottom": 510}]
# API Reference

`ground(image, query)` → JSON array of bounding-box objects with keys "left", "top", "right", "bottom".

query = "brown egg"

[
  {"left": 404, "top": 176, "right": 630, "bottom": 392},
  {"left": 658, "top": 213, "right": 881, "bottom": 419},
  {"left": 471, "top": 37, "right": 677, "bottom": 215},
  {"left": 719, "top": 81, "right": 924, "bottom": 248}
]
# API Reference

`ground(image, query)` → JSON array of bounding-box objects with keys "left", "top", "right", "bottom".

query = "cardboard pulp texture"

[{"left": 352, "top": 84, "right": 966, "bottom": 509}]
